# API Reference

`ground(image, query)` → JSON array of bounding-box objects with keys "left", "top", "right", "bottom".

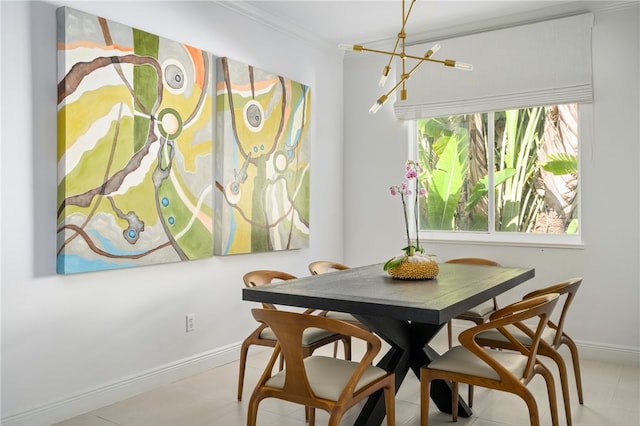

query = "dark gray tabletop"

[{"left": 242, "top": 262, "right": 535, "bottom": 324}]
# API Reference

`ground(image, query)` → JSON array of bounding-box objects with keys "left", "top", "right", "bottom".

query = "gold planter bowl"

[{"left": 387, "top": 259, "right": 439, "bottom": 280}]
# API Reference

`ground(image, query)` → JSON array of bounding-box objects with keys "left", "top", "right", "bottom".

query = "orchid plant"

[{"left": 383, "top": 160, "right": 428, "bottom": 271}]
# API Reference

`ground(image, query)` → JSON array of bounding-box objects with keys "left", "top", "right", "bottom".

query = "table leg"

[{"left": 353, "top": 315, "right": 472, "bottom": 426}]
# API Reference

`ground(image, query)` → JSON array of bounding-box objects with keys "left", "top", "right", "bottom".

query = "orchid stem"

[
  {"left": 401, "top": 194, "right": 411, "bottom": 251},
  {"left": 414, "top": 188, "right": 421, "bottom": 252}
]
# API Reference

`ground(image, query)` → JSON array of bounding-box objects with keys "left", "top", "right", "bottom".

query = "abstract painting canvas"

[
  {"left": 56, "top": 7, "right": 214, "bottom": 274},
  {"left": 214, "top": 57, "right": 310, "bottom": 255}
]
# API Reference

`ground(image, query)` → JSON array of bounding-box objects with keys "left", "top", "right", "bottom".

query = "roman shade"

[{"left": 393, "top": 13, "right": 594, "bottom": 120}]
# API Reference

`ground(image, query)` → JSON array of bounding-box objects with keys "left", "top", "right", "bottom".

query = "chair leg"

[
  {"left": 384, "top": 384, "right": 396, "bottom": 426},
  {"left": 278, "top": 353, "right": 284, "bottom": 371},
  {"left": 237, "top": 342, "right": 250, "bottom": 401},
  {"left": 333, "top": 341, "right": 339, "bottom": 358},
  {"left": 305, "top": 406, "right": 316, "bottom": 425},
  {"left": 308, "top": 406, "right": 316, "bottom": 426},
  {"left": 538, "top": 364, "right": 560, "bottom": 426},
  {"left": 468, "top": 384, "right": 474, "bottom": 408},
  {"left": 563, "top": 336, "right": 584, "bottom": 404},
  {"left": 420, "top": 372, "right": 431, "bottom": 426},
  {"left": 246, "top": 395, "right": 261, "bottom": 426},
  {"left": 548, "top": 350, "right": 573, "bottom": 426},
  {"left": 451, "top": 381, "right": 459, "bottom": 422},
  {"left": 520, "top": 388, "right": 541, "bottom": 426},
  {"left": 447, "top": 320, "right": 453, "bottom": 348},
  {"left": 342, "top": 336, "right": 352, "bottom": 360},
  {"left": 328, "top": 410, "right": 345, "bottom": 426}
]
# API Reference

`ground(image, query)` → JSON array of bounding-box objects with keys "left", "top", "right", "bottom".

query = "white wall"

[
  {"left": 343, "top": 4, "right": 640, "bottom": 351},
  {"left": 0, "top": 1, "right": 344, "bottom": 424},
  {"left": 2, "top": 1, "right": 639, "bottom": 424}
]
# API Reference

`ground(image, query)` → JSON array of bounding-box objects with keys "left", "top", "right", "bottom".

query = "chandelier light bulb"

[
  {"left": 426, "top": 43, "right": 441, "bottom": 58},
  {"left": 369, "top": 95, "right": 388, "bottom": 115},
  {"left": 338, "top": 44, "right": 364, "bottom": 52},
  {"left": 444, "top": 59, "right": 474, "bottom": 70},
  {"left": 379, "top": 66, "right": 391, "bottom": 86},
  {"left": 454, "top": 62, "right": 474, "bottom": 71},
  {"left": 369, "top": 101, "right": 384, "bottom": 115}
]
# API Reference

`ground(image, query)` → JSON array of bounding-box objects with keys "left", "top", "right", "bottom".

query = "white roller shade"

[{"left": 393, "top": 13, "right": 594, "bottom": 119}]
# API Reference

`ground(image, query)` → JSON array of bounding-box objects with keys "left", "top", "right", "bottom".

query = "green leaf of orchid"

[{"left": 383, "top": 254, "right": 408, "bottom": 271}]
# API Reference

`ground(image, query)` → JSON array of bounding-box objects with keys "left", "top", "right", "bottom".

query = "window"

[
  {"left": 414, "top": 104, "right": 581, "bottom": 246},
  {"left": 396, "top": 14, "right": 593, "bottom": 247}
]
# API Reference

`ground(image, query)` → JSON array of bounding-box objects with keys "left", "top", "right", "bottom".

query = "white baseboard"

[
  {"left": 0, "top": 343, "right": 241, "bottom": 426},
  {"left": 447, "top": 323, "right": 639, "bottom": 366},
  {"left": 576, "top": 340, "right": 640, "bottom": 366},
  {"left": 3, "top": 334, "right": 638, "bottom": 426}
]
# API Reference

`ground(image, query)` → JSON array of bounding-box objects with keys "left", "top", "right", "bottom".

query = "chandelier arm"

[
  {"left": 359, "top": 46, "right": 407, "bottom": 58},
  {"left": 369, "top": 53, "right": 423, "bottom": 114},
  {"left": 381, "top": 0, "right": 413, "bottom": 68},
  {"left": 358, "top": 47, "right": 456, "bottom": 64},
  {"left": 403, "top": 0, "right": 417, "bottom": 29},
  {"left": 359, "top": 46, "right": 460, "bottom": 67},
  {"left": 406, "top": 55, "right": 448, "bottom": 65},
  {"left": 402, "top": 53, "right": 468, "bottom": 68},
  {"left": 357, "top": 0, "right": 472, "bottom": 113},
  {"left": 381, "top": 0, "right": 415, "bottom": 79},
  {"left": 381, "top": 55, "right": 429, "bottom": 100},
  {"left": 383, "top": 38, "right": 402, "bottom": 70}
]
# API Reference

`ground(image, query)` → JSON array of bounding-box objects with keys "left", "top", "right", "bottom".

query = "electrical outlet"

[{"left": 186, "top": 314, "right": 195, "bottom": 332}]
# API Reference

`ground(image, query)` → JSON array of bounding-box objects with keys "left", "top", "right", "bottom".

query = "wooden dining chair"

[
  {"left": 308, "top": 260, "right": 350, "bottom": 275},
  {"left": 308, "top": 260, "right": 370, "bottom": 357},
  {"left": 420, "top": 293, "right": 561, "bottom": 426},
  {"left": 443, "top": 257, "right": 501, "bottom": 406},
  {"left": 444, "top": 257, "right": 501, "bottom": 349},
  {"left": 247, "top": 308, "right": 395, "bottom": 426},
  {"left": 476, "top": 277, "right": 584, "bottom": 426},
  {"left": 237, "top": 270, "right": 352, "bottom": 401}
]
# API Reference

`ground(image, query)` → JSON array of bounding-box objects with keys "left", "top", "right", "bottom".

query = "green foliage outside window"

[{"left": 417, "top": 104, "right": 579, "bottom": 235}]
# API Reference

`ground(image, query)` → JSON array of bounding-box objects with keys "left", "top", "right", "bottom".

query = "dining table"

[{"left": 242, "top": 261, "right": 535, "bottom": 425}]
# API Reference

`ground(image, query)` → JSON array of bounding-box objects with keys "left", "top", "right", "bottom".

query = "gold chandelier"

[{"left": 339, "top": 0, "right": 473, "bottom": 114}]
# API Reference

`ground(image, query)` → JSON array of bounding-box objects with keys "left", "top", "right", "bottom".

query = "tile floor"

[{"left": 54, "top": 330, "right": 639, "bottom": 426}]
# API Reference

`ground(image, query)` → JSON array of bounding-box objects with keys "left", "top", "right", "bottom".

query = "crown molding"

[
  {"left": 212, "top": 0, "right": 343, "bottom": 57},
  {"left": 349, "top": 1, "right": 638, "bottom": 54},
  {"left": 213, "top": 1, "right": 637, "bottom": 59}
]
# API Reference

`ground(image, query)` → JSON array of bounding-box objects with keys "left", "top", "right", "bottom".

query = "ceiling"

[{"left": 231, "top": 1, "right": 622, "bottom": 47}]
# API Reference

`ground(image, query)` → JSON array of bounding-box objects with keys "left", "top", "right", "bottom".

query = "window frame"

[{"left": 408, "top": 105, "right": 591, "bottom": 249}]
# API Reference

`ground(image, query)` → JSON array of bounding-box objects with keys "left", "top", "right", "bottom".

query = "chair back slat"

[
  {"left": 243, "top": 270, "right": 297, "bottom": 310},
  {"left": 459, "top": 293, "right": 560, "bottom": 383},
  {"left": 308, "top": 260, "right": 349, "bottom": 275},
  {"left": 251, "top": 308, "right": 381, "bottom": 400},
  {"left": 247, "top": 308, "right": 394, "bottom": 425},
  {"left": 522, "top": 277, "right": 582, "bottom": 348},
  {"left": 243, "top": 270, "right": 296, "bottom": 287}
]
